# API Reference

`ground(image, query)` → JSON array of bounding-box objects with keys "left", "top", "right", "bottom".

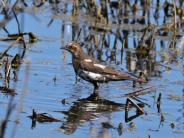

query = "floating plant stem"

[{"left": 172, "top": 0, "right": 177, "bottom": 37}]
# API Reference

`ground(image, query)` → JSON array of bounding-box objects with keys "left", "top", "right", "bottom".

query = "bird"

[{"left": 61, "top": 42, "right": 147, "bottom": 89}]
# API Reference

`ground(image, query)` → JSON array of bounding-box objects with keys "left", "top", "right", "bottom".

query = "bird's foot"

[
  {"left": 93, "top": 88, "right": 100, "bottom": 94},
  {"left": 132, "top": 81, "right": 136, "bottom": 87},
  {"left": 94, "top": 82, "right": 100, "bottom": 90},
  {"left": 92, "top": 90, "right": 100, "bottom": 98},
  {"left": 75, "top": 75, "right": 80, "bottom": 84}
]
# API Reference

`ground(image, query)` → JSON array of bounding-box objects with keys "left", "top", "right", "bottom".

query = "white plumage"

[
  {"left": 83, "top": 70, "right": 102, "bottom": 80},
  {"left": 94, "top": 64, "right": 106, "bottom": 69},
  {"left": 84, "top": 59, "right": 92, "bottom": 62},
  {"left": 78, "top": 68, "right": 103, "bottom": 81}
]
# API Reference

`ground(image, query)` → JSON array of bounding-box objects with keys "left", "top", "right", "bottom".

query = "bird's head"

[{"left": 61, "top": 42, "right": 83, "bottom": 58}]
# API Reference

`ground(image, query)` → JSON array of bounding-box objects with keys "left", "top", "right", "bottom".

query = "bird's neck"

[
  {"left": 72, "top": 51, "right": 86, "bottom": 60},
  {"left": 72, "top": 51, "right": 86, "bottom": 74}
]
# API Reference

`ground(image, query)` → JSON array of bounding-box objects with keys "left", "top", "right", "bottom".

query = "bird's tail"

[
  {"left": 134, "top": 77, "right": 147, "bottom": 83},
  {"left": 125, "top": 72, "right": 147, "bottom": 83}
]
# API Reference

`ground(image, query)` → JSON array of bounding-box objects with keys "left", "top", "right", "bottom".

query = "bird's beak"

[
  {"left": 60, "top": 47, "right": 67, "bottom": 50},
  {"left": 60, "top": 45, "right": 69, "bottom": 51}
]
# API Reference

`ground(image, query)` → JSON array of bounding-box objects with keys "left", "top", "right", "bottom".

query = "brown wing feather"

[{"left": 80, "top": 59, "right": 140, "bottom": 81}]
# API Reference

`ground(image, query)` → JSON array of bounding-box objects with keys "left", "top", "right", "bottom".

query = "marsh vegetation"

[{"left": 0, "top": 0, "right": 183, "bottom": 138}]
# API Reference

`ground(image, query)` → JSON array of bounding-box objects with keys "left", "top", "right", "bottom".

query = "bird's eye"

[
  {"left": 68, "top": 45, "right": 72, "bottom": 49},
  {"left": 71, "top": 46, "right": 77, "bottom": 51}
]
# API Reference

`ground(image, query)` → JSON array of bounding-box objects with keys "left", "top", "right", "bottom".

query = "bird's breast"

[
  {"left": 72, "top": 58, "right": 80, "bottom": 73},
  {"left": 77, "top": 68, "right": 108, "bottom": 83}
]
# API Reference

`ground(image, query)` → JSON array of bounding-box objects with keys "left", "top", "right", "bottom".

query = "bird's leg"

[
  {"left": 92, "top": 90, "right": 100, "bottom": 99},
  {"left": 133, "top": 81, "right": 136, "bottom": 87},
  {"left": 75, "top": 74, "right": 80, "bottom": 84},
  {"left": 75, "top": 74, "right": 78, "bottom": 84},
  {"left": 93, "top": 82, "right": 99, "bottom": 91}
]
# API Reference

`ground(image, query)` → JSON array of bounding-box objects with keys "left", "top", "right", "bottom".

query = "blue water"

[{"left": 0, "top": 1, "right": 184, "bottom": 138}]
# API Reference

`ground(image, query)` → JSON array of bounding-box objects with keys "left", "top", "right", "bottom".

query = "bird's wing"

[
  {"left": 80, "top": 59, "right": 145, "bottom": 82},
  {"left": 80, "top": 59, "right": 131, "bottom": 79}
]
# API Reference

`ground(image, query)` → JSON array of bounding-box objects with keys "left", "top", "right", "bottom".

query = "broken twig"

[
  {"left": 125, "top": 97, "right": 144, "bottom": 114},
  {"left": 124, "top": 86, "right": 156, "bottom": 97}
]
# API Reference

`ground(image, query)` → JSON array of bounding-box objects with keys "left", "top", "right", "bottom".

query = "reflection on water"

[
  {"left": 0, "top": 0, "right": 183, "bottom": 138},
  {"left": 59, "top": 92, "right": 124, "bottom": 135},
  {"left": 59, "top": 92, "right": 144, "bottom": 135}
]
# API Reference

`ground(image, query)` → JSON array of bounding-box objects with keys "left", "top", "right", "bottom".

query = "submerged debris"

[
  {"left": 61, "top": 99, "right": 66, "bottom": 105},
  {"left": 117, "top": 123, "right": 123, "bottom": 136},
  {"left": 128, "top": 122, "right": 136, "bottom": 132},
  {"left": 160, "top": 113, "right": 165, "bottom": 124},
  {"left": 28, "top": 32, "right": 38, "bottom": 43},
  {"left": 0, "top": 32, "right": 38, "bottom": 43},
  {"left": 125, "top": 97, "right": 145, "bottom": 123},
  {"left": 101, "top": 122, "right": 114, "bottom": 129},
  {"left": 167, "top": 94, "right": 184, "bottom": 101},
  {"left": 0, "top": 86, "right": 15, "bottom": 96},
  {"left": 11, "top": 54, "right": 21, "bottom": 69},
  {"left": 170, "top": 122, "right": 175, "bottom": 129},
  {"left": 124, "top": 86, "right": 156, "bottom": 97},
  {"left": 157, "top": 93, "right": 162, "bottom": 113},
  {"left": 28, "top": 109, "right": 61, "bottom": 123},
  {"left": 53, "top": 75, "right": 57, "bottom": 83}
]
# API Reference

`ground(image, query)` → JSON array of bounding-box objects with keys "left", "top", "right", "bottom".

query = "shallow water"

[{"left": 0, "top": 1, "right": 183, "bottom": 138}]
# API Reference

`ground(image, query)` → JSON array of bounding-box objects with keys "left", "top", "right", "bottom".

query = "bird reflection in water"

[{"left": 59, "top": 92, "right": 144, "bottom": 135}]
